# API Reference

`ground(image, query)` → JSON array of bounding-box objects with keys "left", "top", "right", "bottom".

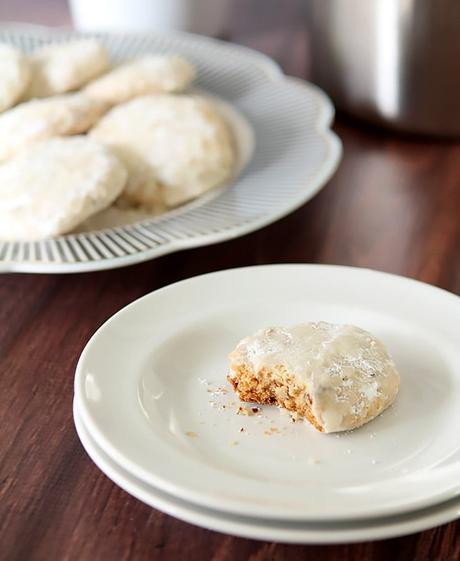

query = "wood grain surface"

[{"left": 0, "top": 0, "right": 459, "bottom": 560}]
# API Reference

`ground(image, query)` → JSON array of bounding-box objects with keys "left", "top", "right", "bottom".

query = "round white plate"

[
  {"left": 74, "top": 265, "right": 460, "bottom": 521},
  {"left": 0, "top": 25, "right": 341, "bottom": 273},
  {"left": 73, "top": 398, "right": 460, "bottom": 544}
]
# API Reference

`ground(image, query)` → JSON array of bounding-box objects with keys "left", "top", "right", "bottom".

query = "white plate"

[
  {"left": 75, "top": 265, "right": 460, "bottom": 521},
  {"left": 0, "top": 25, "right": 341, "bottom": 273},
  {"left": 73, "top": 398, "right": 460, "bottom": 544}
]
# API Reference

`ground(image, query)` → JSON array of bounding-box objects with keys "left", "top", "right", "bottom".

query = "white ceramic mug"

[{"left": 69, "top": 0, "right": 230, "bottom": 36}]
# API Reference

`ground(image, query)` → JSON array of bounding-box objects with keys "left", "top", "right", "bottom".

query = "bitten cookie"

[
  {"left": 84, "top": 55, "right": 195, "bottom": 105},
  {"left": 25, "top": 39, "right": 109, "bottom": 98},
  {"left": 90, "top": 94, "right": 235, "bottom": 208},
  {"left": 0, "top": 93, "right": 108, "bottom": 161},
  {"left": 0, "top": 136, "right": 127, "bottom": 240},
  {"left": 228, "top": 322, "right": 400, "bottom": 433}
]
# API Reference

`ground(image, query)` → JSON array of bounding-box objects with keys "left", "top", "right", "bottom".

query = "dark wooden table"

[{"left": 1, "top": 1, "right": 459, "bottom": 560}]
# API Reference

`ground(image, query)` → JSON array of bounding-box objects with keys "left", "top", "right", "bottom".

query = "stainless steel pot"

[{"left": 305, "top": 0, "right": 460, "bottom": 136}]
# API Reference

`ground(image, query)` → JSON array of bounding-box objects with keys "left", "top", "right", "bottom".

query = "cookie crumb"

[
  {"left": 185, "top": 431, "right": 198, "bottom": 438},
  {"left": 237, "top": 405, "right": 261, "bottom": 416},
  {"left": 263, "top": 427, "right": 280, "bottom": 436}
]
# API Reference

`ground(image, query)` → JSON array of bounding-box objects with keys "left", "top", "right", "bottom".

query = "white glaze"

[
  {"left": 0, "top": 44, "right": 30, "bottom": 112},
  {"left": 0, "top": 136, "right": 127, "bottom": 239},
  {"left": 0, "top": 93, "right": 108, "bottom": 161},
  {"left": 26, "top": 39, "right": 109, "bottom": 98},
  {"left": 84, "top": 55, "right": 195, "bottom": 105},
  {"left": 91, "top": 94, "right": 235, "bottom": 209}
]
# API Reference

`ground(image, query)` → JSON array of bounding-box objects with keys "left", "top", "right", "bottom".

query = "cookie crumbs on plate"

[
  {"left": 207, "top": 387, "right": 228, "bottom": 396},
  {"left": 307, "top": 457, "right": 321, "bottom": 465},
  {"left": 264, "top": 427, "right": 280, "bottom": 436},
  {"left": 288, "top": 411, "right": 301, "bottom": 423},
  {"left": 237, "top": 405, "right": 261, "bottom": 416},
  {"left": 229, "top": 440, "right": 239, "bottom": 446},
  {"left": 185, "top": 431, "right": 198, "bottom": 438},
  {"left": 239, "top": 427, "right": 245, "bottom": 432}
]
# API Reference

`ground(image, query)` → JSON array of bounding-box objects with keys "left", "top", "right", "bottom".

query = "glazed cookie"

[
  {"left": 84, "top": 55, "right": 195, "bottom": 105},
  {"left": 26, "top": 39, "right": 109, "bottom": 98},
  {"left": 228, "top": 322, "right": 400, "bottom": 433},
  {"left": 0, "top": 44, "right": 30, "bottom": 112},
  {"left": 90, "top": 94, "right": 234, "bottom": 208},
  {"left": 0, "top": 93, "right": 108, "bottom": 161},
  {"left": 0, "top": 136, "right": 127, "bottom": 240}
]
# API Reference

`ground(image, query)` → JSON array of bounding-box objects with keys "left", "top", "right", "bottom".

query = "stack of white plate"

[{"left": 74, "top": 265, "right": 460, "bottom": 544}]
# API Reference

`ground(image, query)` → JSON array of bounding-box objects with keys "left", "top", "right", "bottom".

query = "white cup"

[{"left": 69, "top": 0, "right": 230, "bottom": 36}]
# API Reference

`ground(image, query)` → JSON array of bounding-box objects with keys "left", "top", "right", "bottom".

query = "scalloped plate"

[{"left": 0, "top": 25, "right": 341, "bottom": 273}]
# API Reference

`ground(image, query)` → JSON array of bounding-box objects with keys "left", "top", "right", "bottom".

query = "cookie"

[
  {"left": 90, "top": 94, "right": 235, "bottom": 208},
  {"left": 84, "top": 55, "right": 195, "bottom": 105},
  {"left": 228, "top": 323, "right": 400, "bottom": 433},
  {"left": 0, "top": 93, "right": 108, "bottom": 161},
  {"left": 0, "top": 44, "right": 30, "bottom": 112},
  {"left": 0, "top": 136, "right": 127, "bottom": 240},
  {"left": 25, "top": 39, "right": 109, "bottom": 99}
]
